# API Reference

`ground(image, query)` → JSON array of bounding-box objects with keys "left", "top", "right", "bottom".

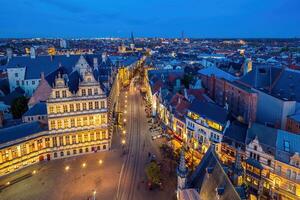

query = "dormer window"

[
  {"left": 284, "top": 141, "right": 290, "bottom": 152},
  {"left": 87, "top": 77, "right": 91, "bottom": 82},
  {"left": 55, "top": 91, "right": 60, "bottom": 98},
  {"left": 94, "top": 88, "right": 98, "bottom": 95}
]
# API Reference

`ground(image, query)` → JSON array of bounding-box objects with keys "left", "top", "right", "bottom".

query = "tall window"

[
  {"left": 45, "top": 138, "right": 50, "bottom": 147},
  {"left": 94, "top": 88, "right": 98, "bottom": 95},
  {"left": 70, "top": 104, "right": 74, "bottom": 112},
  {"left": 84, "top": 134, "right": 89, "bottom": 142},
  {"left": 82, "top": 89, "right": 86, "bottom": 96},
  {"left": 62, "top": 90, "right": 67, "bottom": 98},
  {"left": 59, "top": 136, "right": 64, "bottom": 146},
  {"left": 55, "top": 91, "right": 60, "bottom": 98},
  {"left": 102, "top": 131, "right": 106, "bottom": 139},
  {"left": 50, "top": 120, "right": 56, "bottom": 130},
  {"left": 57, "top": 120, "right": 62, "bottom": 129},
  {"left": 72, "top": 135, "right": 76, "bottom": 144},
  {"left": 89, "top": 102, "right": 93, "bottom": 110},
  {"left": 64, "top": 119, "right": 69, "bottom": 128},
  {"left": 83, "top": 117, "right": 88, "bottom": 126},
  {"left": 63, "top": 105, "right": 68, "bottom": 112},
  {"left": 76, "top": 103, "right": 81, "bottom": 111},
  {"left": 49, "top": 106, "right": 54, "bottom": 114},
  {"left": 56, "top": 105, "right": 61, "bottom": 113},
  {"left": 78, "top": 134, "right": 82, "bottom": 143},
  {"left": 95, "top": 101, "right": 99, "bottom": 109},
  {"left": 77, "top": 118, "right": 82, "bottom": 127},
  {"left": 82, "top": 103, "right": 87, "bottom": 110},
  {"left": 71, "top": 118, "right": 75, "bottom": 127},
  {"left": 100, "top": 101, "right": 105, "bottom": 108},
  {"left": 53, "top": 137, "right": 57, "bottom": 147},
  {"left": 65, "top": 136, "right": 70, "bottom": 145},
  {"left": 88, "top": 89, "right": 92, "bottom": 96},
  {"left": 89, "top": 116, "right": 94, "bottom": 125}
]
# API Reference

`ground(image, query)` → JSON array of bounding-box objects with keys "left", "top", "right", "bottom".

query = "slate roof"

[
  {"left": 223, "top": 121, "right": 248, "bottom": 146},
  {"left": 189, "top": 147, "right": 244, "bottom": 200},
  {"left": 0, "top": 121, "right": 47, "bottom": 144},
  {"left": 246, "top": 123, "right": 278, "bottom": 155},
  {"left": 276, "top": 130, "right": 300, "bottom": 164},
  {"left": 23, "top": 102, "right": 47, "bottom": 117},
  {"left": 238, "top": 66, "right": 300, "bottom": 101},
  {"left": 288, "top": 113, "right": 300, "bottom": 122},
  {"left": 198, "top": 66, "right": 238, "bottom": 82},
  {"left": 188, "top": 100, "right": 228, "bottom": 125},
  {"left": 0, "top": 87, "right": 25, "bottom": 105}
]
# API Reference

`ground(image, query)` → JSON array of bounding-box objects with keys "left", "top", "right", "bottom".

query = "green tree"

[
  {"left": 11, "top": 96, "right": 28, "bottom": 119},
  {"left": 145, "top": 162, "right": 161, "bottom": 185}
]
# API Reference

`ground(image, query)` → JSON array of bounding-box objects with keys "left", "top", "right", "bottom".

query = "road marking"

[{"left": 116, "top": 150, "right": 126, "bottom": 200}]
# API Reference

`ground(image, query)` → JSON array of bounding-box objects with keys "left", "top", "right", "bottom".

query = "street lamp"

[
  {"left": 93, "top": 190, "right": 96, "bottom": 200},
  {"left": 32, "top": 170, "right": 37, "bottom": 175},
  {"left": 98, "top": 159, "right": 103, "bottom": 165},
  {"left": 65, "top": 166, "right": 70, "bottom": 171},
  {"left": 122, "top": 139, "right": 126, "bottom": 145},
  {"left": 123, "top": 130, "right": 126, "bottom": 134},
  {"left": 124, "top": 110, "right": 127, "bottom": 114},
  {"left": 82, "top": 162, "right": 87, "bottom": 168},
  {"left": 123, "top": 119, "right": 127, "bottom": 122}
]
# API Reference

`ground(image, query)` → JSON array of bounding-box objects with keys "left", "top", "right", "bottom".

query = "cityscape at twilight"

[{"left": 0, "top": 1, "right": 300, "bottom": 200}]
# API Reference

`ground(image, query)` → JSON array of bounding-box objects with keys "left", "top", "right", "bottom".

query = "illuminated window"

[
  {"left": 70, "top": 104, "right": 74, "bottom": 112},
  {"left": 50, "top": 120, "right": 56, "bottom": 130},
  {"left": 65, "top": 136, "right": 70, "bottom": 145},
  {"left": 64, "top": 119, "right": 69, "bottom": 128},
  {"left": 72, "top": 135, "right": 76, "bottom": 144},
  {"left": 57, "top": 120, "right": 62, "bottom": 129},
  {"left": 71, "top": 118, "right": 75, "bottom": 127},
  {"left": 53, "top": 137, "right": 57, "bottom": 147},
  {"left": 101, "top": 114, "right": 106, "bottom": 124},
  {"left": 78, "top": 134, "right": 82, "bottom": 143},
  {"left": 102, "top": 131, "right": 106, "bottom": 139},
  {"left": 91, "top": 133, "right": 95, "bottom": 141},
  {"left": 76, "top": 103, "right": 81, "bottom": 111},
  {"left": 82, "top": 103, "right": 87, "bottom": 110},
  {"left": 83, "top": 117, "right": 88, "bottom": 126},
  {"left": 45, "top": 138, "right": 50, "bottom": 148},
  {"left": 96, "top": 131, "right": 101, "bottom": 140},
  {"left": 49, "top": 106, "right": 54, "bottom": 114},
  {"left": 95, "top": 101, "right": 99, "bottom": 109},
  {"left": 63, "top": 105, "right": 68, "bottom": 112},
  {"left": 56, "top": 105, "right": 61, "bottom": 113},
  {"left": 59, "top": 136, "right": 64, "bottom": 146},
  {"left": 77, "top": 118, "right": 82, "bottom": 127},
  {"left": 89, "top": 102, "right": 93, "bottom": 110},
  {"left": 89, "top": 116, "right": 94, "bottom": 125},
  {"left": 84, "top": 134, "right": 89, "bottom": 142}
]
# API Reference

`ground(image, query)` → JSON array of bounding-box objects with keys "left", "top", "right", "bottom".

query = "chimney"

[
  {"left": 102, "top": 52, "right": 107, "bottom": 63},
  {"left": 30, "top": 47, "right": 36, "bottom": 59},
  {"left": 93, "top": 57, "right": 98, "bottom": 68}
]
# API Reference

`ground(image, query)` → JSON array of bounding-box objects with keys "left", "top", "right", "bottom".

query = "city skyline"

[{"left": 1, "top": 0, "right": 300, "bottom": 38}]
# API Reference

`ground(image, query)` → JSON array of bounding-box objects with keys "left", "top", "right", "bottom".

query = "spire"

[
  {"left": 131, "top": 32, "right": 135, "bottom": 45},
  {"left": 177, "top": 149, "right": 188, "bottom": 177}
]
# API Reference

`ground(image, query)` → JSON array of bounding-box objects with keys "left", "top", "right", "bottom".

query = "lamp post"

[{"left": 93, "top": 190, "right": 96, "bottom": 200}]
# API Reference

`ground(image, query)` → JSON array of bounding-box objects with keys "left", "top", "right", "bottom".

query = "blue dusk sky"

[{"left": 0, "top": 0, "right": 299, "bottom": 38}]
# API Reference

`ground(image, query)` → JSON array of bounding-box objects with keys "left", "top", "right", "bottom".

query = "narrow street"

[{"left": 116, "top": 78, "right": 176, "bottom": 200}]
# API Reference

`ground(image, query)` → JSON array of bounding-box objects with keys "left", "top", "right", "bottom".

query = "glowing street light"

[
  {"left": 82, "top": 162, "right": 87, "bottom": 168},
  {"left": 93, "top": 190, "right": 96, "bottom": 200},
  {"left": 65, "top": 166, "right": 70, "bottom": 171},
  {"left": 99, "top": 159, "right": 103, "bottom": 165},
  {"left": 123, "top": 130, "right": 126, "bottom": 134},
  {"left": 123, "top": 119, "right": 127, "bottom": 122},
  {"left": 121, "top": 139, "right": 126, "bottom": 145},
  {"left": 124, "top": 110, "right": 127, "bottom": 114},
  {"left": 32, "top": 170, "right": 37, "bottom": 175},
  {"left": 6, "top": 181, "right": 10, "bottom": 186}
]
